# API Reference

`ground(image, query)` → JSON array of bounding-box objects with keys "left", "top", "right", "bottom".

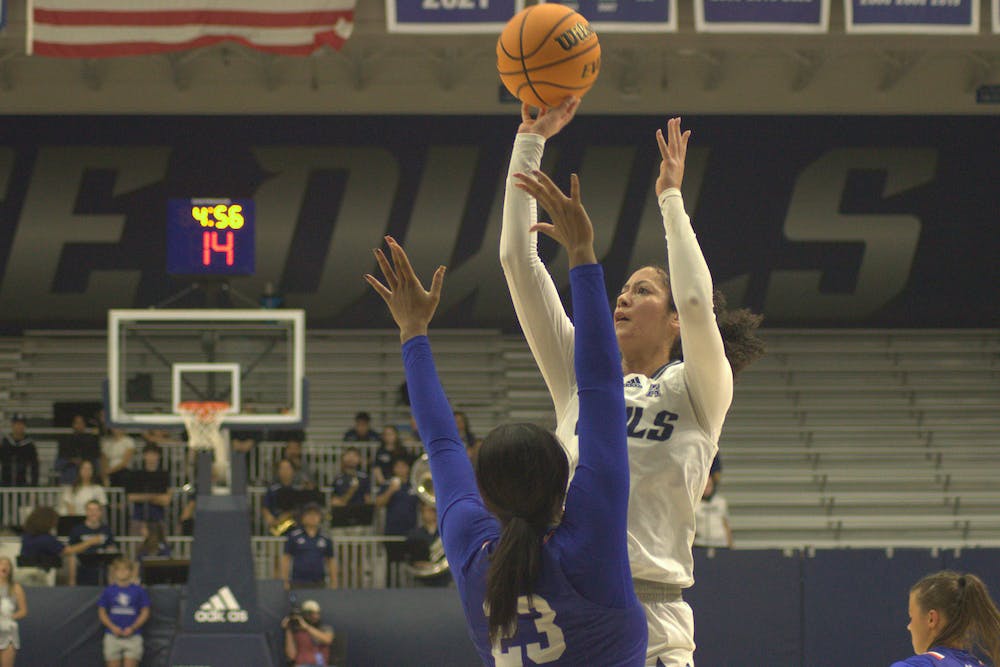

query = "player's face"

[
  {"left": 906, "top": 592, "right": 934, "bottom": 654},
  {"left": 615, "top": 268, "right": 678, "bottom": 353}
]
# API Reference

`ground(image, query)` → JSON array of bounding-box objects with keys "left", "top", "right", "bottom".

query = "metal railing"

[
  {"left": 0, "top": 486, "right": 129, "bottom": 536},
  {"left": 0, "top": 535, "right": 408, "bottom": 588}
]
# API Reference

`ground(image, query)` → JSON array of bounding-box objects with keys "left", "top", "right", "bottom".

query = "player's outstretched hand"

[
  {"left": 655, "top": 117, "right": 691, "bottom": 196},
  {"left": 513, "top": 171, "right": 597, "bottom": 268},
  {"left": 517, "top": 97, "right": 579, "bottom": 139},
  {"left": 365, "top": 236, "right": 446, "bottom": 344}
]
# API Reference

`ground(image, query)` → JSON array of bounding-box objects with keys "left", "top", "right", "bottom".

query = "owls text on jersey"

[{"left": 555, "top": 360, "right": 718, "bottom": 587}]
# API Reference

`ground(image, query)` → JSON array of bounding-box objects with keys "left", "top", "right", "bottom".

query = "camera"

[{"left": 286, "top": 608, "right": 303, "bottom": 630}]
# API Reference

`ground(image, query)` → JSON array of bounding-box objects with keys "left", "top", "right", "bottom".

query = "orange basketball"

[{"left": 497, "top": 4, "right": 601, "bottom": 109}]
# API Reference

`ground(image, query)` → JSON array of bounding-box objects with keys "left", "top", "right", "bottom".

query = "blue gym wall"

[{"left": 16, "top": 549, "right": 1000, "bottom": 666}]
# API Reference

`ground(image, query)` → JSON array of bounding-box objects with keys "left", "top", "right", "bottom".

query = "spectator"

[
  {"left": 68, "top": 500, "right": 116, "bottom": 586},
  {"left": 330, "top": 448, "right": 370, "bottom": 508},
  {"left": 126, "top": 444, "right": 172, "bottom": 536},
  {"left": 375, "top": 457, "right": 418, "bottom": 538},
  {"left": 694, "top": 476, "right": 733, "bottom": 549},
  {"left": 402, "top": 413, "right": 422, "bottom": 450},
  {"left": 55, "top": 414, "right": 101, "bottom": 485},
  {"left": 371, "top": 426, "right": 405, "bottom": 487},
  {"left": 405, "top": 502, "right": 451, "bottom": 587},
  {"left": 281, "top": 503, "right": 337, "bottom": 590},
  {"left": 343, "top": 411, "right": 380, "bottom": 443},
  {"left": 709, "top": 452, "right": 723, "bottom": 487},
  {"left": 20, "top": 506, "right": 103, "bottom": 583},
  {"left": 61, "top": 460, "right": 108, "bottom": 515},
  {"left": 98, "top": 557, "right": 150, "bottom": 667},
  {"left": 230, "top": 424, "right": 262, "bottom": 484},
  {"left": 453, "top": 411, "right": 476, "bottom": 447},
  {"left": 136, "top": 522, "right": 172, "bottom": 564},
  {"left": 262, "top": 459, "right": 302, "bottom": 535},
  {"left": 0, "top": 414, "right": 38, "bottom": 488},
  {"left": 100, "top": 428, "right": 136, "bottom": 488},
  {"left": 282, "top": 599, "right": 335, "bottom": 667},
  {"left": 178, "top": 483, "right": 197, "bottom": 536},
  {"left": 0, "top": 556, "right": 27, "bottom": 666},
  {"left": 282, "top": 440, "right": 316, "bottom": 489},
  {"left": 259, "top": 281, "right": 285, "bottom": 309}
]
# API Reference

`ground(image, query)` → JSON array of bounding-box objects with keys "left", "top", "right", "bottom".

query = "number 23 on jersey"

[{"left": 486, "top": 595, "right": 565, "bottom": 666}]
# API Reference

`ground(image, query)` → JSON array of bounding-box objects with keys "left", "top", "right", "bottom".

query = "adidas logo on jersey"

[
  {"left": 624, "top": 377, "right": 643, "bottom": 389},
  {"left": 194, "top": 586, "right": 249, "bottom": 624}
]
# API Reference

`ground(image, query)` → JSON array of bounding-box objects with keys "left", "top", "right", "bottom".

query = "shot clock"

[{"left": 167, "top": 198, "right": 255, "bottom": 275}]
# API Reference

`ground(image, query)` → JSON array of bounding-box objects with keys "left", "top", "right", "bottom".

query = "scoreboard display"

[{"left": 167, "top": 198, "right": 255, "bottom": 275}]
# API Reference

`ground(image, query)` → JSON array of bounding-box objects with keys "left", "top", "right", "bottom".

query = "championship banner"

[
  {"left": 26, "top": 0, "right": 356, "bottom": 57},
  {"left": 386, "top": 0, "right": 524, "bottom": 33},
  {"left": 845, "top": 0, "right": 979, "bottom": 33},
  {"left": 695, "top": 0, "right": 829, "bottom": 32},
  {"left": 543, "top": 0, "right": 677, "bottom": 32}
]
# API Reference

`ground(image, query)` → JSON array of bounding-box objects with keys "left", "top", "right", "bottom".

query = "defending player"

[
  {"left": 365, "top": 202, "right": 646, "bottom": 664},
  {"left": 500, "top": 100, "right": 763, "bottom": 667},
  {"left": 891, "top": 570, "right": 1000, "bottom": 667}
]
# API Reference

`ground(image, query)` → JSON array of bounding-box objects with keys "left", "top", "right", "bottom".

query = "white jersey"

[{"left": 500, "top": 133, "right": 733, "bottom": 589}]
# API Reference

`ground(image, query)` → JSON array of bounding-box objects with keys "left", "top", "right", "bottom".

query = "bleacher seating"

[{"left": 0, "top": 328, "right": 997, "bottom": 553}]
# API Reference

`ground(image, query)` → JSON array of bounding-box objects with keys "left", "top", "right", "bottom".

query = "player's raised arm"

[
  {"left": 499, "top": 98, "right": 580, "bottom": 418},
  {"left": 514, "top": 170, "right": 633, "bottom": 609},
  {"left": 365, "top": 239, "right": 496, "bottom": 574},
  {"left": 655, "top": 118, "right": 733, "bottom": 439}
]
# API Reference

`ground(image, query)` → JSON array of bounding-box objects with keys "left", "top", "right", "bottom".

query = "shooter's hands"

[{"left": 517, "top": 97, "right": 579, "bottom": 139}]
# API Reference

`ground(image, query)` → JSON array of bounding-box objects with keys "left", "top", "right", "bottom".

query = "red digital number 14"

[{"left": 202, "top": 231, "right": 235, "bottom": 266}]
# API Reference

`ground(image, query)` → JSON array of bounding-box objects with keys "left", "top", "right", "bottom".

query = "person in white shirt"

[
  {"left": 501, "top": 99, "right": 764, "bottom": 666},
  {"left": 61, "top": 460, "right": 108, "bottom": 515},
  {"left": 101, "top": 429, "right": 135, "bottom": 488},
  {"left": 693, "top": 476, "right": 733, "bottom": 549}
]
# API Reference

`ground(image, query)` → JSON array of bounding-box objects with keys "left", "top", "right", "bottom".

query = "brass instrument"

[
  {"left": 411, "top": 453, "right": 435, "bottom": 506},
  {"left": 411, "top": 535, "right": 449, "bottom": 579},
  {"left": 270, "top": 512, "right": 297, "bottom": 536}
]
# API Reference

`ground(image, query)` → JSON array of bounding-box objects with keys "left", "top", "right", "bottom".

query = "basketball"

[{"left": 497, "top": 4, "right": 601, "bottom": 109}]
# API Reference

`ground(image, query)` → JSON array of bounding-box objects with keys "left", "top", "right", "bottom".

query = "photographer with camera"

[{"left": 282, "top": 599, "right": 335, "bottom": 667}]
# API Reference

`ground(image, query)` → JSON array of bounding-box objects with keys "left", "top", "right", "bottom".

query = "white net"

[{"left": 178, "top": 402, "right": 229, "bottom": 453}]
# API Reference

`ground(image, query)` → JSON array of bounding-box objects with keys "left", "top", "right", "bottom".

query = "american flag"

[{"left": 27, "top": 0, "right": 356, "bottom": 57}]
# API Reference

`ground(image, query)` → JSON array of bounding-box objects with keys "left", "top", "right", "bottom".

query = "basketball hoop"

[{"left": 178, "top": 401, "right": 230, "bottom": 452}]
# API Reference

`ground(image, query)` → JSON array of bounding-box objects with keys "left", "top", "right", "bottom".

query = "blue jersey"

[
  {"left": 891, "top": 647, "right": 985, "bottom": 667},
  {"left": 404, "top": 264, "right": 646, "bottom": 667},
  {"left": 99, "top": 583, "right": 150, "bottom": 635}
]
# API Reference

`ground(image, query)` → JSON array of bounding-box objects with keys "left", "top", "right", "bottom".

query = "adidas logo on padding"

[{"left": 194, "top": 586, "right": 249, "bottom": 623}]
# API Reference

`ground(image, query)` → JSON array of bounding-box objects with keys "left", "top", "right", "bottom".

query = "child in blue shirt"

[{"left": 98, "top": 557, "right": 150, "bottom": 667}]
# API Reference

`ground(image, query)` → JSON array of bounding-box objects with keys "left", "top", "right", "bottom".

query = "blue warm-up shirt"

[
  {"left": 404, "top": 263, "right": 646, "bottom": 667},
  {"left": 891, "top": 647, "right": 986, "bottom": 667},
  {"left": 99, "top": 583, "right": 150, "bottom": 635},
  {"left": 285, "top": 527, "right": 334, "bottom": 584}
]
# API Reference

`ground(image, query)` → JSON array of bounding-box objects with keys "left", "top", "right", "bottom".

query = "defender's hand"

[
  {"left": 365, "top": 236, "right": 446, "bottom": 344},
  {"left": 512, "top": 171, "right": 596, "bottom": 268}
]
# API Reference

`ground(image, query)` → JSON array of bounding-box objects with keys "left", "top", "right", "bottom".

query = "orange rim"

[{"left": 178, "top": 401, "right": 230, "bottom": 420}]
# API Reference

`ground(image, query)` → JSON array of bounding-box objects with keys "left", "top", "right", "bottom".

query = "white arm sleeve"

[
  {"left": 499, "top": 133, "right": 576, "bottom": 418},
  {"left": 660, "top": 188, "right": 733, "bottom": 439}
]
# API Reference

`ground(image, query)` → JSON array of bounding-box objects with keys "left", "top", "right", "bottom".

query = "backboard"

[{"left": 107, "top": 309, "right": 305, "bottom": 427}]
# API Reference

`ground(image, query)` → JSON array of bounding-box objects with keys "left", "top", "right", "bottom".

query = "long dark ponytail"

[
  {"left": 912, "top": 570, "right": 1000, "bottom": 664},
  {"left": 474, "top": 423, "right": 568, "bottom": 645},
  {"left": 641, "top": 266, "right": 766, "bottom": 375}
]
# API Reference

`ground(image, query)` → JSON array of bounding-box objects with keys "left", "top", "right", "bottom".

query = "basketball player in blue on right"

[
  {"left": 364, "top": 185, "right": 646, "bottom": 663},
  {"left": 891, "top": 571, "right": 1000, "bottom": 667}
]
